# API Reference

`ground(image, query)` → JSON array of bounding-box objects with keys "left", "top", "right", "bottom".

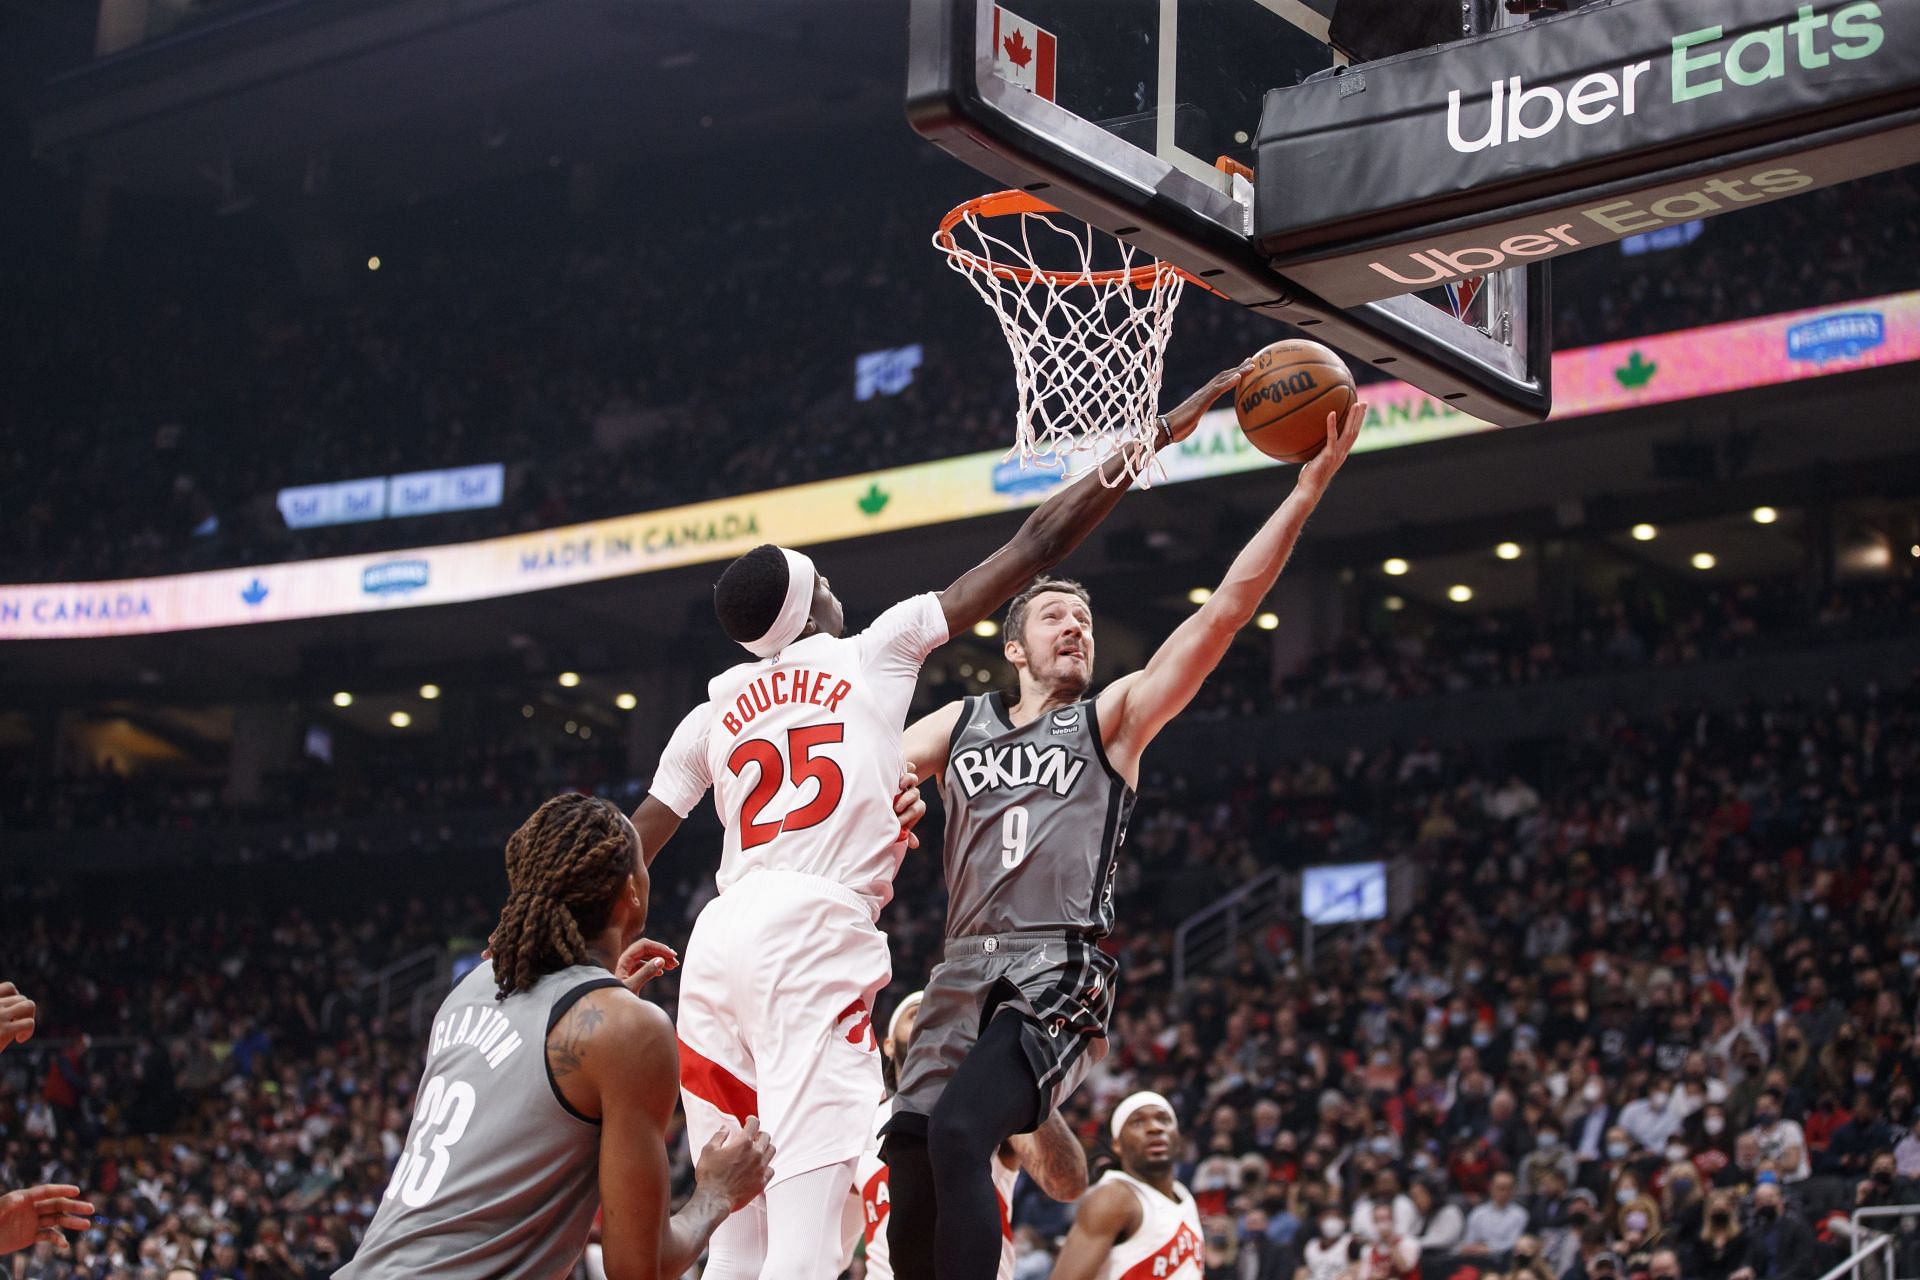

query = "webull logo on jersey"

[{"left": 952, "top": 743, "right": 1087, "bottom": 799}]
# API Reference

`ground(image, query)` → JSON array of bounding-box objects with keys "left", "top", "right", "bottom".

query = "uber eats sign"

[{"left": 1254, "top": 0, "right": 1920, "bottom": 307}]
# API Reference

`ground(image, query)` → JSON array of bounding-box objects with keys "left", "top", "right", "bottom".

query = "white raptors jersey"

[
  {"left": 651, "top": 594, "right": 948, "bottom": 914},
  {"left": 856, "top": 1097, "right": 1016, "bottom": 1280},
  {"left": 1096, "top": 1170, "right": 1203, "bottom": 1280}
]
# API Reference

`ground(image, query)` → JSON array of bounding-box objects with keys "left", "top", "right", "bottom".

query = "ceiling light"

[
  {"left": 418, "top": 683, "right": 440, "bottom": 700},
  {"left": 331, "top": 692, "right": 353, "bottom": 708},
  {"left": 521, "top": 705, "right": 535, "bottom": 718},
  {"left": 973, "top": 620, "right": 999, "bottom": 638},
  {"left": 1255, "top": 612, "right": 1279, "bottom": 631},
  {"left": 1631, "top": 523, "right": 1657, "bottom": 542},
  {"left": 565, "top": 720, "right": 578, "bottom": 734},
  {"left": 615, "top": 693, "right": 638, "bottom": 711},
  {"left": 389, "top": 711, "right": 411, "bottom": 728},
  {"left": 579, "top": 726, "right": 592, "bottom": 740},
  {"left": 1752, "top": 506, "right": 1778, "bottom": 525},
  {"left": 1691, "top": 552, "right": 1717, "bottom": 570},
  {"left": 558, "top": 672, "right": 581, "bottom": 688},
  {"left": 1383, "top": 557, "right": 1410, "bottom": 576},
  {"left": 1495, "top": 542, "right": 1522, "bottom": 561},
  {"left": 976, "top": 669, "right": 992, "bottom": 683},
  {"left": 1383, "top": 595, "right": 1405, "bottom": 612},
  {"left": 1188, "top": 587, "right": 1212, "bottom": 605},
  {"left": 1447, "top": 584, "right": 1474, "bottom": 603},
  {"left": 366, "top": 256, "right": 381, "bottom": 271}
]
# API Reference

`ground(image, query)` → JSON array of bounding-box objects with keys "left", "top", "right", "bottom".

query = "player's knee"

[{"left": 926, "top": 1102, "right": 992, "bottom": 1168}]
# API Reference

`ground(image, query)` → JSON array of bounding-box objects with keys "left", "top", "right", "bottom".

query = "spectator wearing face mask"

[
  {"left": 1745, "top": 1090, "right": 1810, "bottom": 1182},
  {"left": 1659, "top": 1161, "right": 1704, "bottom": 1240},
  {"left": 1853, "top": 1151, "right": 1916, "bottom": 1212},
  {"left": 1300, "top": 1211, "right": 1353, "bottom": 1280},
  {"left": 1545, "top": 1190, "right": 1601, "bottom": 1277},
  {"left": 1503, "top": 1234, "right": 1554, "bottom": 1280},
  {"left": 1742, "top": 1180, "right": 1814, "bottom": 1280},
  {"left": 1519, "top": 1123, "right": 1577, "bottom": 1197},
  {"left": 1361, "top": 1203, "right": 1421, "bottom": 1280},
  {"left": 1619, "top": 1079, "right": 1687, "bottom": 1155},
  {"left": 1605, "top": 1172, "right": 1661, "bottom": 1244},
  {"left": 1686, "top": 1190, "right": 1751, "bottom": 1280},
  {"left": 1687, "top": 1103, "right": 1735, "bottom": 1180}
]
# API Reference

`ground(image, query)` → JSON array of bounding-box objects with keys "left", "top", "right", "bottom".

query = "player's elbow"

[{"left": 1040, "top": 1162, "right": 1090, "bottom": 1202}]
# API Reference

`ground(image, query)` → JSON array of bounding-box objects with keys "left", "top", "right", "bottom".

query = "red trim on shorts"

[
  {"left": 678, "top": 1039, "right": 759, "bottom": 1126},
  {"left": 996, "top": 1188, "right": 1011, "bottom": 1242}
]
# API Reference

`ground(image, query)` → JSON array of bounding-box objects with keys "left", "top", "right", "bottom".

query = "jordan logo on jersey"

[
  {"left": 1121, "top": 1222, "right": 1202, "bottom": 1280},
  {"left": 951, "top": 743, "right": 1086, "bottom": 798}
]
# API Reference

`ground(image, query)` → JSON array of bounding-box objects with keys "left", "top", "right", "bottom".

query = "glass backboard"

[{"left": 908, "top": 0, "right": 1552, "bottom": 424}]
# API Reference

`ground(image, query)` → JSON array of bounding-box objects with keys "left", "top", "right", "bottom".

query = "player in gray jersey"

[
  {"left": 881, "top": 400, "right": 1367, "bottom": 1280},
  {"left": 338, "top": 793, "right": 772, "bottom": 1280}
]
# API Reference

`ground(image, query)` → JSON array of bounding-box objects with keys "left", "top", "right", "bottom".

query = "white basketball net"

[{"left": 934, "top": 194, "right": 1187, "bottom": 486}]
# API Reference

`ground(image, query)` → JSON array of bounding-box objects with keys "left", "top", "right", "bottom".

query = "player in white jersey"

[
  {"left": 628, "top": 360, "right": 1248, "bottom": 1280},
  {"left": 853, "top": 992, "right": 1087, "bottom": 1280},
  {"left": 1052, "top": 1093, "right": 1203, "bottom": 1280}
]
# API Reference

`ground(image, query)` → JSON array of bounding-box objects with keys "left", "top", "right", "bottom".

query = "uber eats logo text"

[{"left": 1446, "top": 2, "right": 1885, "bottom": 154}]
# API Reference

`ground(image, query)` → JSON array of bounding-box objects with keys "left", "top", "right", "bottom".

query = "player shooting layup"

[
  {"left": 627, "top": 364, "right": 1251, "bottom": 1280},
  {"left": 882, "top": 402, "right": 1365, "bottom": 1280}
]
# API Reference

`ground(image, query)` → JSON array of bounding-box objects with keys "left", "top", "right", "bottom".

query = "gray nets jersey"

[
  {"left": 338, "top": 959, "right": 616, "bottom": 1280},
  {"left": 939, "top": 692, "right": 1135, "bottom": 938}
]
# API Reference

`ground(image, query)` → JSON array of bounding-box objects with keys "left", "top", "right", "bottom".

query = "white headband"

[
  {"left": 741, "top": 548, "right": 818, "bottom": 658},
  {"left": 887, "top": 991, "right": 925, "bottom": 1046},
  {"left": 1110, "top": 1091, "right": 1176, "bottom": 1139}
]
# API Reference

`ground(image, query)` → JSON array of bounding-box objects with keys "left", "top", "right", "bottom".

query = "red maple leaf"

[{"left": 1003, "top": 28, "right": 1033, "bottom": 68}]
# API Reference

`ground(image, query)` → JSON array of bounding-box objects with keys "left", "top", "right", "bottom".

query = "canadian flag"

[{"left": 992, "top": 5, "right": 1057, "bottom": 102}]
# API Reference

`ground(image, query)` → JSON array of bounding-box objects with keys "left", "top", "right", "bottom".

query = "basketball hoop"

[{"left": 934, "top": 190, "right": 1201, "bottom": 485}]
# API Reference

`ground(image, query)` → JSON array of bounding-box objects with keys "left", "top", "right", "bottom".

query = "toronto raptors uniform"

[
  {"left": 650, "top": 593, "right": 948, "bottom": 1184},
  {"left": 856, "top": 1096, "right": 1017, "bottom": 1280},
  {"left": 1094, "top": 1170, "right": 1203, "bottom": 1280},
  {"left": 892, "top": 692, "right": 1135, "bottom": 1129}
]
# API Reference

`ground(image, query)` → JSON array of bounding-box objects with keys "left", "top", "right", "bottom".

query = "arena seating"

[{"left": 4, "top": 668, "right": 1916, "bottom": 1278}]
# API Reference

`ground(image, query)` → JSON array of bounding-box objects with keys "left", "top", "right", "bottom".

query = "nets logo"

[
  {"left": 362, "top": 560, "right": 430, "bottom": 596},
  {"left": 952, "top": 743, "right": 1086, "bottom": 798}
]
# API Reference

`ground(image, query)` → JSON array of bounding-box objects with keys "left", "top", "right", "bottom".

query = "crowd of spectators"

[
  {"left": 4, "top": 664, "right": 1918, "bottom": 1279},
  {"left": 6, "top": 147, "right": 1918, "bottom": 585}
]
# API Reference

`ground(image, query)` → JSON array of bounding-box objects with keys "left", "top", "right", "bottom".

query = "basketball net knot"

[{"left": 934, "top": 194, "right": 1188, "bottom": 488}]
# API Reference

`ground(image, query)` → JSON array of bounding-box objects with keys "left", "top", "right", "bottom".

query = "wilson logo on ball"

[{"left": 1238, "top": 370, "right": 1320, "bottom": 414}]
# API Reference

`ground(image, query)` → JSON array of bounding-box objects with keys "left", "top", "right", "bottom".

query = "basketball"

[{"left": 1233, "top": 340, "right": 1357, "bottom": 464}]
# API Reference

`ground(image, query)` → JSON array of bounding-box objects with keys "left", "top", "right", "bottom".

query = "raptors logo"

[{"left": 834, "top": 997, "right": 876, "bottom": 1051}]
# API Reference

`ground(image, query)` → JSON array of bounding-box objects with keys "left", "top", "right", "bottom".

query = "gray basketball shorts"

[{"left": 888, "top": 931, "right": 1116, "bottom": 1133}]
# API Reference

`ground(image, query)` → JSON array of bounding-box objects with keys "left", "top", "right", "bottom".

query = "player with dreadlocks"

[{"left": 340, "top": 793, "right": 773, "bottom": 1280}]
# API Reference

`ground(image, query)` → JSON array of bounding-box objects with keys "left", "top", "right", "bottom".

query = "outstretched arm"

[
  {"left": 935, "top": 365, "right": 1250, "bottom": 637},
  {"left": 1007, "top": 1109, "right": 1089, "bottom": 1201},
  {"left": 1100, "top": 402, "right": 1364, "bottom": 780},
  {"left": 1050, "top": 1182, "right": 1143, "bottom": 1280}
]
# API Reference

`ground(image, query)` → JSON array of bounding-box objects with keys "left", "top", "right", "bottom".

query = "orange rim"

[{"left": 935, "top": 190, "right": 1194, "bottom": 289}]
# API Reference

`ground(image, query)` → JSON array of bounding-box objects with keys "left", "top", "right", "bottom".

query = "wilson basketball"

[{"left": 1234, "top": 340, "right": 1357, "bottom": 463}]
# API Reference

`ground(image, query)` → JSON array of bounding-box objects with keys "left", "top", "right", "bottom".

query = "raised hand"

[
  {"left": 1296, "top": 400, "right": 1366, "bottom": 496},
  {"left": 893, "top": 769, "right": 928, "bottom": 849},
  {"left": 1161, "top": 360, "right": 1257, "bottom": 446},
  {"left": 614, "top": 939, "right": 679, "bottom": 994},
  {"left": 0, "top": 983, "right": 34, "bottom": 1053},
  {"left": 0, "top": 1184, "right": 93, "bottom": 1254}
]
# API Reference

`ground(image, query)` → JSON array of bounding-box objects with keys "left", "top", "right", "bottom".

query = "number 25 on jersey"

[{"left": 727, "top": 723, "right": 846, "bottom": 850}]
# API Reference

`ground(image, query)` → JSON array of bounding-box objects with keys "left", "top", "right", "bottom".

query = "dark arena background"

[{"left": 2, "top": 0, "right": 1919, "bottom": 1277}]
